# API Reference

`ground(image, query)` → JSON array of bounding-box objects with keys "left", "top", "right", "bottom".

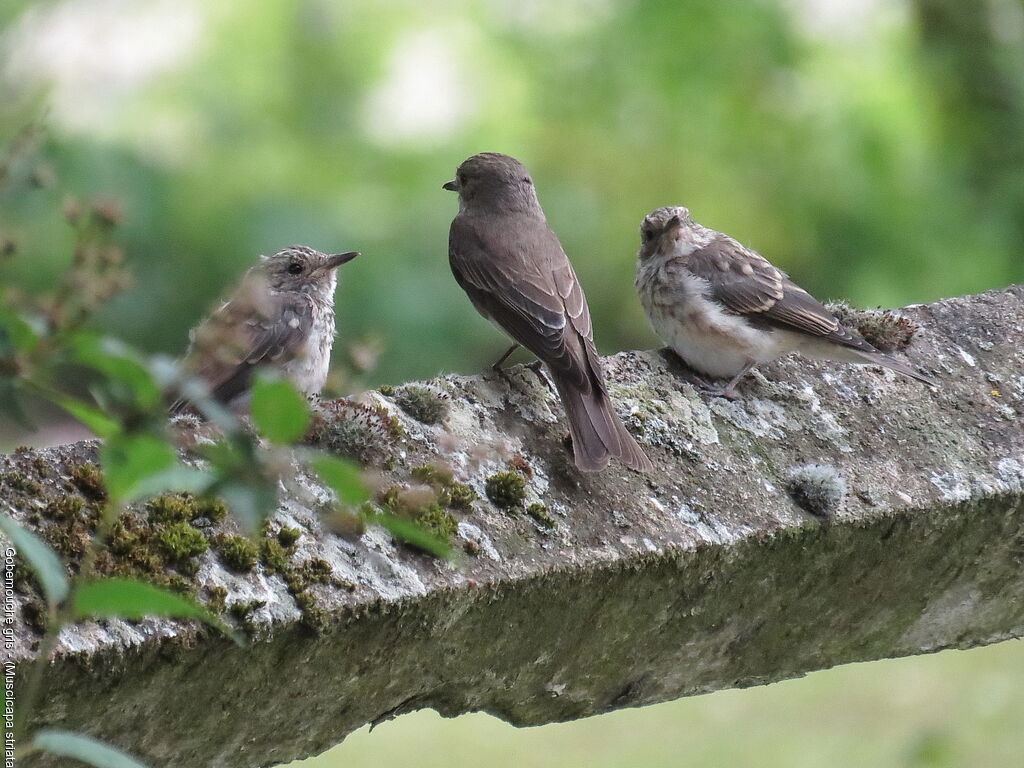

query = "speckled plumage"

[
  {"left": 171, "top": 245, "right": 358, "bottom": 413},
  {"left": 635, "top": 206, "right": 935, "bottom": 397}
]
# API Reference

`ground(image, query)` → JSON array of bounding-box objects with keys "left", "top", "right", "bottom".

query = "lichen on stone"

[{"left": 785, "top": 464, "right": 846, "bottom": 518}]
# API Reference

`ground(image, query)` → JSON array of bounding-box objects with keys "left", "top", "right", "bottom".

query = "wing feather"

[
  {"left": 175, "top": 274, "right": 312, "bottom": 409},
  {"left": 685, "top": 236, "right": 874, "bottom": 351},
  {"left": 449, "top": 216, "right": 597, "bottom": 391}
]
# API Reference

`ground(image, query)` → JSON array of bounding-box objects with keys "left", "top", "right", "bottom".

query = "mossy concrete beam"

[{"left": 5, "top": 285, "right": 1024, "bottom": 767}]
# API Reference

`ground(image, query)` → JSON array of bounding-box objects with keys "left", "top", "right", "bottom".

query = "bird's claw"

[{"left": 696, "top": 383, "right": 741, "bottom": 401}]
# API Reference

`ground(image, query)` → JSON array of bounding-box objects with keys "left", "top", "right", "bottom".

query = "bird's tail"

[
  {"left": 850, "top": 349, "right": 937, "bottom": 387},
  {"left": 551, "top": 373, "right": 653, "bottom": 473}
]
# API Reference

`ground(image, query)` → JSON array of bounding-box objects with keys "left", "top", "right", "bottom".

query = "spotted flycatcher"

[
  {"left": 445, "top": 153, "right": 652, "bottom": 472},
  {"left": 635, "top": 206, "right": 935, "bottom": 398},
  {"left": 171, "top": 245, "right": 358, "bottom": 413}
]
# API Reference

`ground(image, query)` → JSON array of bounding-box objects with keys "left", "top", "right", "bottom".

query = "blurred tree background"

[
  {"left": 1, "top": 0, "right": 1023, "bottom": 765},
  {"left": 2, "top": 0, "right": 1022, "bottom": 415}
]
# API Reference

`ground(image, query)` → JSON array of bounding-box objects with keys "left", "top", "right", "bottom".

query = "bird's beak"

[
  {"left": 322, "top": 251, "right": 360, "bottom": 271},
  {"left": 442, "top": 179, "right": 458, "bottom": 192}
]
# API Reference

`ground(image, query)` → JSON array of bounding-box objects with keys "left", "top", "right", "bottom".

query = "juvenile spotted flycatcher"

[
  {"left": 635, "top": 206, "right": 935, "bottom": 399},
  {"left": 445, "top": 153, "right": 652, "bottom": 472},
  {"left": 171, "top": 245, "right": 358, "bottom": 413}
]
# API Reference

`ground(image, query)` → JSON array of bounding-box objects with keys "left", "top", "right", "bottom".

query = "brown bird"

[
  {"left": 171, "top": 245, "right": 358, "bottom": 413},
  {"left": 444, "top": 153, "right": 652, "bottom": 472},
  {"left": 635, "top": 206, "right": 935, "bottom": 398}
]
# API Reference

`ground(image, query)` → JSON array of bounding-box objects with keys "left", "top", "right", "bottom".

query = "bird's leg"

[
  {"left": 699, "top": 362, "right": 756, "bottom": 401},
  {"left": 489, "top": 343, "right": 520, "bottom": 388},
  {"left": 491, "top": 343, "right": 519, "bottom": 373},
  {"left": 661, "top": 348, "right": 731, "bottom": 397},
  {"left": 526, "top": 360, "right": 554, "bottom": 393}
]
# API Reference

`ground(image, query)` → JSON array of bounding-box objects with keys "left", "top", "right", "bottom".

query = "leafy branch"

[{"left": 0, "top": 129, "right": 449, "bottom": 767}]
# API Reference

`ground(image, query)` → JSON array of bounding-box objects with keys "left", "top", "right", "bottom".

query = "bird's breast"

[
  {"left": 284, "top": 302, "right": 335, "bottom": 396},
  {"left": 639, "top": 264, "right": 795, "bottom": 378}
]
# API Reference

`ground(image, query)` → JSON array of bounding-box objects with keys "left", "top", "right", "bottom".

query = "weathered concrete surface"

[{"left": 4, "top": 285, "right": 1024, "bottom": 767}]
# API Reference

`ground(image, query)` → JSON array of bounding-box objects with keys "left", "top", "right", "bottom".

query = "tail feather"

[
  {"left": 851, "top": 350, "right": 937, "bottom": 387},
  {"left": 551, "top": 373, "right": 654, "bottom": 473}
]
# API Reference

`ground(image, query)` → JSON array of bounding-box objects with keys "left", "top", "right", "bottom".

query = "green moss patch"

[
  {"left": 304, "top": 398, "right": 404, "bottom": 466},
  {"left": 70, "top": 462, "right": 106, "bottom": 501},
  {"left": 394, "top": 385, "right": 449, "bottom": 424},
  {"left": 411, "top": 463, "right": 477, "bottom": 511},
  {"left": 526, "top": 503, "right": 556, "bottom": 529},
  {"left": 376, "top": 484, "right": 458, "bottom": 550},
  {"left": 485, "top": 471, "right": 527, "bottom": 509},
  {"left": 214, "top": 535, "right": 259, "bottom": 572}
]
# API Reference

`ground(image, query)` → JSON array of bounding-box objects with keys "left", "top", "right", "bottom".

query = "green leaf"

[
  {"left": 368, "top": 512, "right": 452, "bottom": 560},
  {"left": 45, "top": 389, "right": 120, "bottom": 438},
  {"left": 249, "top": 377, "right": 310, "bottom": 444},
  {"left": 100, "top": 434, "right": 176, "bottom": 503},
  {"left": 312, "top": 454, "right": 369, "bottom": 505},
  {"left": 128, "top": 466, "right": 215, "bottom": 502},
  {"left": 69, "top": 333, "right": 161, "bottom": 410},
  {"left": 0, "top": 377, "right": 33, "bottom": 429},
  {"left": 32, "top": 729, "right": 148, "bottom": 768},
  {"left": 217, "top": 481, "right": 278, "bottom": 535},
  {"left": 0, "top": 306, "right": 39, "bottom": 354},
  {"left": 149, "top": 355, "right": 239, "bottom": 434},
  {"left": 74, "top": 578, "right": 243, "bottom": 645},
  {"left": 0, "top": 510, "right": 68, "bottom": 605}
]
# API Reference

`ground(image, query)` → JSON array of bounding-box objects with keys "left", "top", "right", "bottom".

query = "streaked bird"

[
  {"left": 635, "top": 206, "right": 935, "bottom": 398},
  {"left": 170, "top": 245, "right": 358, "bottom": 413},
  {"left": 444, "top": 152, "right": 652, "bottom": 472}
]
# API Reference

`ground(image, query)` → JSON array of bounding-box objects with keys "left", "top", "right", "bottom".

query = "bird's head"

[
  {"left": 443, "top": 153, "right": 542, "bottom": 215},
  {"left": 637, "top": 206, "right": 694, "bottom": 261},
  {"left": 258, "top": 246, "right": 359, "bottom": 296}
]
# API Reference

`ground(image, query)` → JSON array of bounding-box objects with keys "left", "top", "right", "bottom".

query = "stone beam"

[{"left": 4, "top": 285, "right": 1024, "bottom": 767}]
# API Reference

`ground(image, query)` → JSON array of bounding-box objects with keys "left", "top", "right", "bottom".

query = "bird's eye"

[
  {"left": 457, "top": 172, "right": 467, "bottom": 186},
  {"left": 642, "top": 228, "right": 654, "bottom": 243},
  {"left": 522, "top": 176, "right": 531, "bottom": 184},
  {"left": 287, "top": 262, "right": 303, "bottom": 275}
]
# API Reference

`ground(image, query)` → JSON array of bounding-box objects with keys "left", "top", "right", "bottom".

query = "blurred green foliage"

[{"left": 1, "top": 0, "right": 1021, "bottom": 401}]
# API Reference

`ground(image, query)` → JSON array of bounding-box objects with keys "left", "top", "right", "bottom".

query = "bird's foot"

[
  {"left": 695, "top": 364, "right": 754, "bottom": 401},
  {"left": 669, "top": 367, "right": 739, "bottom": 400},
  {"left": 696, "top": 382, "right": 741, "bottom": 401},
  {"left": 490, "top": 362, "right": 517, "bottom": 390}
]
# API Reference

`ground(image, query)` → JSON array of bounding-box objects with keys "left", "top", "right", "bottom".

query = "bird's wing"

[
  {"left": 449, "top": 215, "right": 596, "bottom": 391},
  {"left": 180, "top": 277, "right": 313, "bottom": 407},
  {"left": 685, "top": 236, "right": 874, "bottom": 351}
]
